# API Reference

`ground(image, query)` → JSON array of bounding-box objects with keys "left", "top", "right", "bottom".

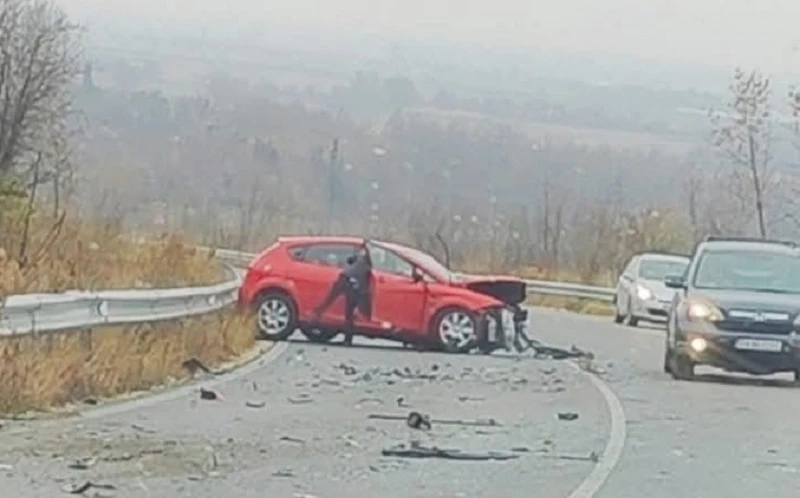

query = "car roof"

[
  {"left": 278, "top": 235, "right": 365, "bottom": 246},
  {"left": 638, "top": 252, "right": 690, "bottom": 262},
  {"left": 698, "top": 240, "right": 800, "bottom": 254}
]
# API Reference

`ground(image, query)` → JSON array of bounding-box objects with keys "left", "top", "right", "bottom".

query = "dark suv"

[{"left": 664, "top": 236, "right": 800, "bottom": 381}]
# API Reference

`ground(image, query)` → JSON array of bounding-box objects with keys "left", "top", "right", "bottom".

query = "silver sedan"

[{"left": 613, "top": 252, "right": 690, "bottom": 327}]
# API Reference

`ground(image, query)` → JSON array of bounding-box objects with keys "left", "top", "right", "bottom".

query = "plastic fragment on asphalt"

[{"left": 381, "top": 443, "right": 520, "bottom": 461}]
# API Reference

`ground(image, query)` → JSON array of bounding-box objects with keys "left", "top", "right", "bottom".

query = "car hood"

[
  {"left": 639, "top": 279, "right": 678, "bottom": 301},
  {"left": 693, "top": 289, "right": 800, "bottom": 314},
  {"left": 451, "top": 273, "right": 527, "bottom": 305}
]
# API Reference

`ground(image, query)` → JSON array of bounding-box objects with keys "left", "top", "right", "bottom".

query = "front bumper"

[
  {"left": 631, "top": 296, "right": 671, "bottom": 322},
  {"left": 479, "top": 306, "right": 528, "bottom": 352},
  {"left": 677, "top": 328, "right": 800, "bottom": 374}
]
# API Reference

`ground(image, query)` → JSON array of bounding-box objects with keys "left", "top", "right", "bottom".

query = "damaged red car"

[{"left": 238, "top": 236, "right": 529, "bottom": 353}]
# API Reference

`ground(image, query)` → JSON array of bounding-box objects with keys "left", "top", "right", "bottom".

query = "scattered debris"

[
  {"left": 131, "top": 424, "right": 156, "bottom": 434},
  {"left": 337, "top": 363, "right": 358, "bottom": 376},
  {"left": 279, "top": 436, "right": 305, "bottom": 444},
  {"left": 182, "top": 357, "right": 214, "bottom": 376},
  {"left": 553, "top": 451, "right": 600, "bottom": 463},
  {"left": 396, "top": 396, "right": 408, "bottom": 407},
  {"left": 368, "top": 413, "right": 500, "bottom": 427},
  {"left": 406, "top": 411, "right": 432, "bottom": 431},
  {"left": 558, "top": 412, "right": 579, "bottom": 421},
  {"left": 457, "top": 395, "right": 484, "bottom": 402},
  {"left": 287, "top": 394, "right": 313, "bottom": 404},
  {"left": 68, "top": 456, "right": 98, "bottom": 470},
  {"left": 356, "top": 397, "right": 383, "bottom": 405},
  {"left": 199, "top": 388, "right": 222, "bottom": 401},
  {"left": 245, "top": 400, "right": 266, "bottom": 409},
  {"left": 382, "top": 442, "right": 519, "bottom": 461},
  {"left": 61, "top": 481, "right": 116, "bottom": 495}
]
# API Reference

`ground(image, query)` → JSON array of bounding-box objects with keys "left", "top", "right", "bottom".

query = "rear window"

[
  {"left": 288, "top": 243, "right": 358, "bottom": 269},
  {"left": 638, "top": 259, "right": 688, "bottom": 280}
]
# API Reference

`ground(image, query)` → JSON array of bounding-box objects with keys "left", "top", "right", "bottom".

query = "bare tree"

[
  {"left": 710, "top": 68, "right": 772, "bottom": 238},
  {"left": 0, "top": 0, "right": 82, "bottom": 176}
]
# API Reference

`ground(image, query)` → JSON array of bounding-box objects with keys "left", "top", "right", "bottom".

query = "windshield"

[
  {"left": 385, "top": 243, "right": 453, "bottom": 282},
  {"left": 693, "top": 249, "right": 800, "bottom": 293},
  {"left": 638, "top": 258, "right": 688, "bottom": 280}
]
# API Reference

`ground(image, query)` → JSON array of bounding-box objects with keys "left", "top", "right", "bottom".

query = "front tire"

[
  {"left": 433, "top": 307, "right": 478, "bottom": 354},
  {"left": 670, "top": 352, "right": 695, "bottom": 380},
  {"left": 254, "top": 291, "right": 297, "bottom": 341},
  {"left": 663, "top": 341, "right": 672, "bottom": 373},
  {"left": 625, "top": 298, "right": 639, "bottom": 327}
]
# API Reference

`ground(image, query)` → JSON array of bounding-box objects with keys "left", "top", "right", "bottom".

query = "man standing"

[{"left": 311, "top": 246, "right": 373, "bottom": 346}]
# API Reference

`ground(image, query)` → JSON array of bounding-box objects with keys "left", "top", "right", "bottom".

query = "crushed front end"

[{"left": 476, "top": 304, "right": 530, "bottom": 354}]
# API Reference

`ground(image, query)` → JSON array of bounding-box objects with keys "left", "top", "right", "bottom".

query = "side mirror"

[
  {"left": 664, "top": 275, "right": 686, "bottom": 289},
  {"left": 412, "top": 267, "right": 424, "bottom": 283}
]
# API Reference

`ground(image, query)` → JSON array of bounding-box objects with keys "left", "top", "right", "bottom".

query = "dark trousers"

[{"left": 314, "top": 274, "right": 371, "bottom": 344}]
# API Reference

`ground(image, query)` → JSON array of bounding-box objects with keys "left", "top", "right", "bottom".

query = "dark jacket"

[{"left": 343, "top": 251, "right": 372, "bottom": 293}]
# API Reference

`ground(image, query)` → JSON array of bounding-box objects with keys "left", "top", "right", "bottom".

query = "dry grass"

[
  {"left": 0, "top": 211, "right": 222, "bottom": 296},
  {"left": 0, "top": 309, "right": 257, "bottom": 414},
  {"left": 0, "top": 204, "right": 256, "bottom": 414}
]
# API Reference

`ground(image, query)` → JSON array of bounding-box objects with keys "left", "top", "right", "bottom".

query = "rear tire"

[{"left": 253, "top": 291, "right": 297, "bottom": 341}]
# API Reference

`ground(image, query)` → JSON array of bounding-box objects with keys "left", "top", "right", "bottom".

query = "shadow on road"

[
  {"left": 259, "top": 335, "right": 575, "bottom": 365},
  {"left": 689, "top": 372, "right": 798, "bottom": 389}
]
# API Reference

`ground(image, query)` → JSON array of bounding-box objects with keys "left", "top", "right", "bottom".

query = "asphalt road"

[
  {"left": 534, "top": 309, "right": 800, "bottom": 498},
  {"left": 2, "top": 307, "right": 800, "bottom": 498}
]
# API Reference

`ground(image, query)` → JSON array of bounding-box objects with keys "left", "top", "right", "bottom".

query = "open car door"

[{"left": 365, "top": 241, "right": 427, "bottom": 335}]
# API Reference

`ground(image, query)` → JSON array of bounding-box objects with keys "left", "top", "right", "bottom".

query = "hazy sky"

[{"left": 61, "top": 0, "right": 800, "bottom": 74}]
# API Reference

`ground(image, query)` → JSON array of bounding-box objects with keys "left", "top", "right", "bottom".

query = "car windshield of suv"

[
  {"left": 693, "top": 249, "right": 800, "bottom": 293},
  {"left": 638, "top": 258, "right": 688, "bottom": 280}
]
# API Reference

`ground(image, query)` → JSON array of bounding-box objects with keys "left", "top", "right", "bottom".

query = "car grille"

[{"left": 716, "top": 309, "right": 795, "bottom": 335}]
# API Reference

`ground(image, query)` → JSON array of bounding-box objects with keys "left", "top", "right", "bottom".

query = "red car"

[{"left": 238, "top": 236, "right": 529, "bottom": 353}]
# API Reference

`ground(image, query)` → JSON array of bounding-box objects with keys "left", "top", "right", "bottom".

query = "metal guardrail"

[
  {"left": 524, "top": 280, "right": 615, "bottom": 302},
  {"left": 0, "top": 243, "right": 614, "bottom": 337},
  {"left": 0, "top": 262, "right": 242, "bottom": 337}
]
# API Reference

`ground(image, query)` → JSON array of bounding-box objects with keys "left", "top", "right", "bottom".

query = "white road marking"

[
  {"left": 0, "top": 342, "right": 290, "bottom": 438},
  {"left": 77, "top": 342, "right": 290, "bottom": 421},
  {"left": 567, "top": 363, "right": 627, "bottom": 498}
]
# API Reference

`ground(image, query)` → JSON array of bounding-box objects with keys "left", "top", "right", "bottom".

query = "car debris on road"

[
  {"left": 381, "top": 442, "right": 520, "bottom": 461},
  {"left": 367, "top": 412, "right": 501, "bottom": 428}
]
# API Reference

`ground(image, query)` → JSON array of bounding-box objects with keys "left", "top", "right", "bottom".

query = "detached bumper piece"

[
  {"left": 382, "top": 442, "right": 519, "bottom": 461},
  {"left": 476, "top": 306, "right": 522, "bottom": 354}
]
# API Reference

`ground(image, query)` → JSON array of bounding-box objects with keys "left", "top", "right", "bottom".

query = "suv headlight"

[
  {"left": 636, "top": 284, "right": 653, "bottom": 300},
  {"left": 685, "top": 300, "right": 724, "bottom": 322}
]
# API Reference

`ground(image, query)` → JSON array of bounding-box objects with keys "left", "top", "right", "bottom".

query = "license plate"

[{"left": 734, "top": 338, "right": 783, "bottom": 352}]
